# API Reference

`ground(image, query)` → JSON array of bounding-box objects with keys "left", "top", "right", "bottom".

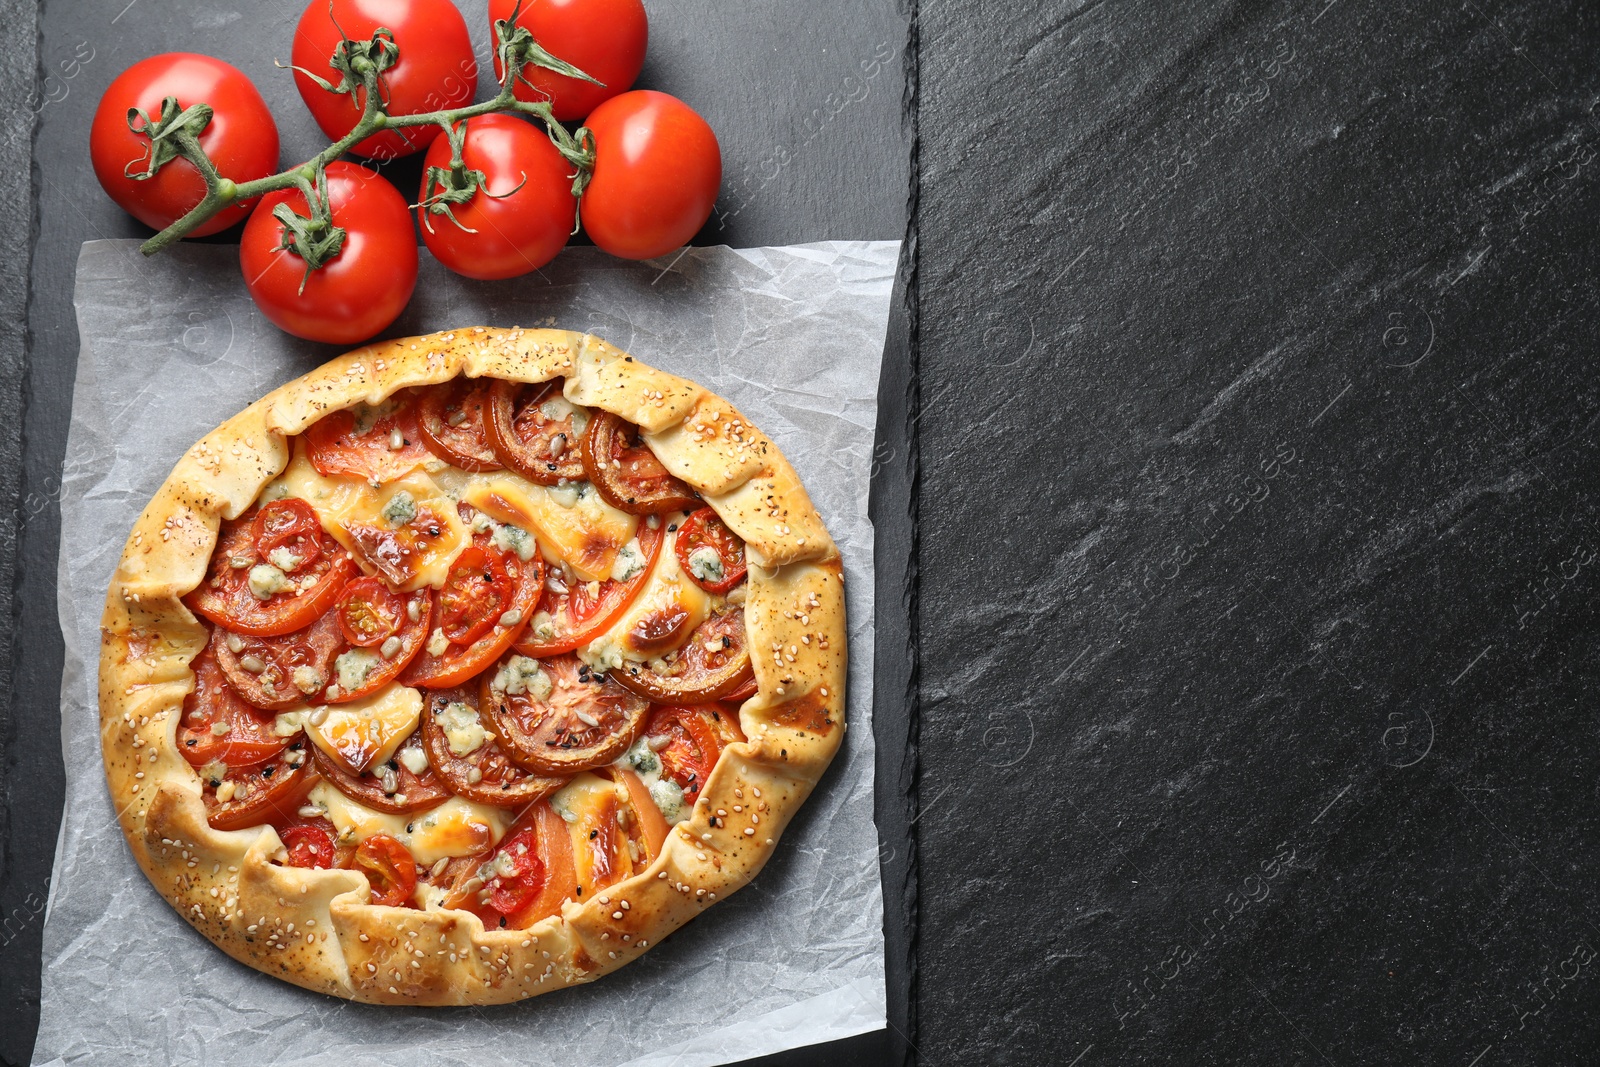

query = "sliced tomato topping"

[
  {"left": 311, "top": 728, "right": 452, "bottom": 814},
  {"left": 416, "top": 378, "right": 502, "bottom": 472},
  {"left": 564, "top": 772, "right": 660, "bottom": 899},
  {"left": 214, "top": 610, "right": 344, "bottom": 712},
  {"left": 724, "top": 672, "right": 758, "bottom": 702},
  {"left": 356, "top": 833, "right": 419, "bottom": 907},
  {"left": 438, "top": 546, "right": 513, "bottom": 645},
  {"left": 400, "top": 529, "right": 543, "bottom": 689},
  {"left": 342, "top": 496, "right": 459, "bottom": 589},
  {"left": 580, "top": 410, "right": 700, "bottom": 514},
  {"left": 180, "top": 639, "right": 290, "bottom": 767},
  {"left": 421, "top": 688, "right": 566, "bottom": 807},
  {"left": 337, "top": 576, "right": 407, "bottom": 647},
  {"left": 443, "top": 800, "right": 575, "bottom": 929},
  {"left": 639, "top": 704, "right": 745, "bottom": 806},
  {"left": 613, "top": 767, "right": 672, "bottom": 859},
  {"left": 483, "top": 653, "right": 649, "bottom": 775},
  {"left": 513, "top": 515, "right": 664, "bottom": 657},
  {"left": 277, "top": 818, "right": 338, "bottom": 869},
  {"left": 186, "top": 510, "right": 355, "bottom": 637},
  {"left": 201, "top": 744, "right": 316, "bottom": 831},
  {"left": 675, "top": 507, "right": 748, "bottom": 594},
  {"left": 610, "top": 603, "right": 754, "bottom": 704},
  {"left": 323, "top": 587, "right": 432, "bottom": 703},
  {"left": 303, "top": 392, "right": 431, "bottom": 483},
  {"left": 252, "top": 498, "right": 324, "bottom": 571},
  {"left": 484, "top": 379, "right": 587, "bottom": 485}
]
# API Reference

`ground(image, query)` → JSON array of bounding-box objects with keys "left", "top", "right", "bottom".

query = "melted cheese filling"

[
  {"left": 307, "top": 782, "right": 513, "bottom": 867},
  {"left": 306, "top": 684, "right": 422, "bottom": 775},
  {"left": 579, "top": 519, "right": 711, "bottom": 672},
  {"left": 463, "top": 474, "right": 637, "bottom": 582}
]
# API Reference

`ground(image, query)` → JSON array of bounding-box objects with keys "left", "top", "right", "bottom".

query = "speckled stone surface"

[
  {"left": 918, "top": 0, "right": 1600, "bottom": 1063},
  {"left": 0, "top": 2, "right": 911, "bottom": 1064}
]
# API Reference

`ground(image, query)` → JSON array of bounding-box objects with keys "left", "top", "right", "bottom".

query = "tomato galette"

[{"left": 98, "top": 329, "right": 846, "bottom": 1004}]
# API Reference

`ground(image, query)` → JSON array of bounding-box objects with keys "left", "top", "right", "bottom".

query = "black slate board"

[
  {"left": 0, "top": 1, "right": 912, "bottom": 1063},
  {"left": 918, "top": 0, "right": 1600, "bottom": 1063}
]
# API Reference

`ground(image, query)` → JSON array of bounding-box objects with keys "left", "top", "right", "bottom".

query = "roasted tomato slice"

[
  {"left": 303, "top": 392, "right": 432, "bottom": 483},
  {"left": 558, "top": 770, "right": 662, "bottom": 899},
  {"left": 416, "top": 378, "right": 502, "bottom": 472},
  {"left": 438, "top": 546, "right": 514, "bottom": 645},
  {"left": 252, "top": 498, "right": 324, "bottom": 571},
  {"left": 639, "top": 704, "right": 745, "bottom": 806},
  {"left": 214, "top": 610, "right": 344, "bottom": 712},
  {"left": 513, "top": 515, "right": 664, "bottom": 657},
  {"left": 337, "top": 576, "right": 407, "bottom": 647},
  {"left": 401, "top": 531, "right": 543, "bottom": 689},
  {"left": 311, "top": 727, "right": 452, "bottom": 814},
  {"left": 186, "top": 509, "right": 355, "bottom": 637},
  {"left": 201, "top": 743, "right": 316, "bottom": 831},
  {"left": 421, "top": 688, "right": 566, "bottom": 807},
  {"left": 580, "top": 410, "right": 700, "bottom": 514},
  {"left": 724, "top": 672, "right": 758, "bottom": 702},
  {"left": 613, "top": 766, "right": 672, "bottom": 856},
  {"left": 276, "top": 817, "right": 338, "bottom": 869},
  {"left": 442, "top": 800, "right": 576, "bottom": 929},
  {"left": 610, "top": 603, "right": 754, "bottom": 704},
  {"left": 483, "top": 653, "right": 650, "bottom": 775},
  {"left": 356, "top": 833, "right": 419, "bottom": 907},
  {"left": 180, "top": 639, "right": 290, "bottom": 767},
  {"left": 484, "top": 379, "right": 587, "bottom": 485},
  {"left": 325, "top": 585, "right": 433, "bottom": 703},
  {"left": 675, "top": 507, "right": 748, "bottom": 594}
]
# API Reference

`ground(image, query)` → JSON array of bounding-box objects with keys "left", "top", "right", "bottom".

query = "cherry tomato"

[
  {"left": 356, "top": 834, "right": 419, "bottom": 907},
  {"left": 421, "top": 688, "right": 565, "bottom": 807},
  {"left": 488, "top": 0, "right": 647, "bottom": 122},
  {"left": 610, "top": 603, "right": 754, "bottom": 704},
  {"left": 438, "top": 546, "right": 515, "bottom": 645},
  {"left": 90, "top": 53, "right": 279, "bottom": 236},
  {"left": 337, "top": 576, "right": 406, "bottom": 647},
  {"left": 675, "top": 507, "right": 747, "bottom": 594},
  {"left": 415, "top": 379, "right": 501, "bottom": 471},
  {"left": 580, "top": 411, "right": 699, "bottom": 514},
  {"left": 483, "top": 653, "right": 649, "bottom": 775},
  {"left": 214, "top": 610, "right": 344, "bottom": 711},
  {"left": 278, "top": 819, "right": 338, "bottom": 869},
  {"left": 402, "top": 527, "right": 544, "bottom": 689},
  {"left": 291, "top": 0, "right": 476, "bottom": 160},
  {"left": 639, "top": 703, "right": 744, "bottom": 806},
  {"left": 252, "top": 498, "right": 324, "bottom": 572},
  {"left": 443, "top": 801, "right": 575, "bottom": 928},
  {"left": 303, "top": 391, "right": 431, "bottom": 483},
  {"left": 579, "top": 91, "right": 721, "bottom": 260},
  {"left": 418, "top": 115, "right": 575, "bottom": 280},
  {"left": 514, "top": 516, "right": 663, "bottom": 656},
  {"left": 324, "top": 586, "right": 432, "bottom": 703},
  {"left": 239, "top": 161, "right": 418, "bottom": 345},
  {"left": 484, "top": 379, "right": 587, "bottom": 485},
  {"left": 185, "top": 510, "right": 355, "bottom": 637},
  {"left": 179, "top": 640, "right": 289, "bottom": 767}
]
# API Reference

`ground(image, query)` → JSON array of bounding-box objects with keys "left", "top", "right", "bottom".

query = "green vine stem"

[{"left": 133, "top": 12, "right": 602, "bottom": 258}]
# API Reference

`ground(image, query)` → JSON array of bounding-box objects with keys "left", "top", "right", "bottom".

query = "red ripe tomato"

[
  {"left": 90, "top": 53, "right": 279, "bottom": 236},
  {"left": 291, "top": 0, "right": 476, "bottom": 160},
  {"left": 488, "top": 0, "right": 648, "bottom": 122},
  {"left": 240, "top": 161, "right": 418, "bottom": 345},
  {"left": 355, "top": 834, "right": 418, "bottom": 907},
  {"left": 418, "top": 115, "right": 575, "bottom": 280},
  {"left": 579, "top": 91, "right": 721, "bottom": 260},
  {"left": 278, "top": 820, "right": 338, "bottom": 869}
]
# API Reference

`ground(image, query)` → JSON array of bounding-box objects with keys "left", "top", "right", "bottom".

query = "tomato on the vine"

[
  {"left": 291, "top": 0, "right": 477, "bottom": 160},
  {"left": 489, "top": 0, "right": 648, "bottom": 122},
  {"left": 579, "top": 91, "right": 721, "bottom": 261},
  {"left": 418, "top": 115, "right": 577, "bottom": 280},
  {"left": 239, "top": 161, "right": 418, "bottom": 345},
  {"left": 90, "top": 53, "right": 279, "bottom": 236}
]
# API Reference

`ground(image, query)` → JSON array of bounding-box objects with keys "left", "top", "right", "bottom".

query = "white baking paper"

[{"left": 34, "top": 238, "right": 897, "bottom": 1067}]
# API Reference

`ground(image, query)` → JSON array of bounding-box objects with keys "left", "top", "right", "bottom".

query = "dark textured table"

[{"left": 10, "top": 0, "right": 1600, "bottom": 1064}]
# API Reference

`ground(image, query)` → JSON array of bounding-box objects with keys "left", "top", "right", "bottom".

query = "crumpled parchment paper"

[{"left": 34, "top": 239, "right": 897, "bottom": 1067}]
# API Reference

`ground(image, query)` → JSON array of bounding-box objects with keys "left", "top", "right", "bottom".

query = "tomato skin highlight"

[
  {"left": 239, "top": 161, "right": 418, "bottom": 345},
  {"left": 90, "top": 53, "right": 279, "bottom": 236},
  {"left": 292, "top": 0, "right": 477, "bottom": 160},
  {"left": 489, "top": 0, "right": 648, "bottom": 122},
  {"left": 418, "top": 114, "right": 576, "bottom": 280},
  {"left": 356, "top": 834, "right": 419, "bottom": 907},
  {"left": 580, "top": 91, "right": 721, "bottom": 261}
]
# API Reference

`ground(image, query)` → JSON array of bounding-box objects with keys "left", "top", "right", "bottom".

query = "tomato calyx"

[
  {"left": 123, "top": 95, "right": 215, "bottom": 181},
  {"left": 287, "top": 26, "right": 401, "bottom": 99},
  {"left": 272, "top": 168, "right": 347, "bottom": 292},
  {"left": 414, "top": 120, "right": 531, "bottom": 235}
]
